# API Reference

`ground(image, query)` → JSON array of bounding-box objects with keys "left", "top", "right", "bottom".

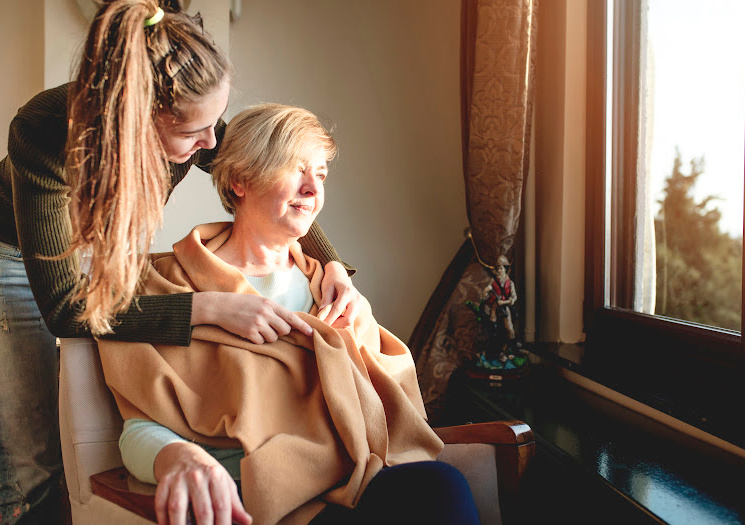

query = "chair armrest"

[
  {"left": 90, "top": 469, "right": 158, "bottom": 523},
  {"left": 433, "top": 420, "right": 535, "bottom": 496},
  {"left": 433, "top": 420, "right": 533, "bottom": 445}
]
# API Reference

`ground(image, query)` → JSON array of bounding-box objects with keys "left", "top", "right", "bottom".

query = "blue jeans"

[{"left": 0, "top": 242, "right": 63, "bottom": 524}]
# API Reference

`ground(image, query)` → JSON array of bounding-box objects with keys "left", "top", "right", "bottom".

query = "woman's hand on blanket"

[
  {"left": 192, "top": 291, "right": 313, "bottom": 343},
  {"left": 154, "top": 442, "right": 252, "bottom": 525},
  {"left": 318, "top": 261, "right": 362, "bottom": 327}
]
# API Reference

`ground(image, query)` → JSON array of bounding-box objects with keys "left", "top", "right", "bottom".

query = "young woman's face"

[
  {"left": 155, "top": 79, "right": 230, "bottom": 163},
  {"left": 233, "top": 143, "right": 328, "bottom": 241}
]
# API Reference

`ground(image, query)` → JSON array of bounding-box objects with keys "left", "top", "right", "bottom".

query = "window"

[
  {"left": 641, "top": 1, "right": 744, "bottom": 332},
  {"left": 585, "top": 0, "right": 745, "bottom": 447}
]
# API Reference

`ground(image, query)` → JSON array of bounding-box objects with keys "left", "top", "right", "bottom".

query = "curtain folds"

[{"left": 411, "top": 0, "right": 538, "bottom": 423}]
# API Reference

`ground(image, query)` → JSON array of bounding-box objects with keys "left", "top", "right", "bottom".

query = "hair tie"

[{"left": 144, "top": 7, "right": 165, "bottom": 27}]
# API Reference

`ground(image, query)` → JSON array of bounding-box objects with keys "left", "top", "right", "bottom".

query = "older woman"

[{"left": 99, "top": 104, "right": 479, "bottom": 525}]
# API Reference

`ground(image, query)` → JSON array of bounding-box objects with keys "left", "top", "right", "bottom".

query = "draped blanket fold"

[{"left": 97, "top": 223, "right": 443, "bottom": 525}]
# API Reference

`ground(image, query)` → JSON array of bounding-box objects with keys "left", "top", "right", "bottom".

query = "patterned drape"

[{"left": 411, "top": 0, "right": 538, "bottom": 423}]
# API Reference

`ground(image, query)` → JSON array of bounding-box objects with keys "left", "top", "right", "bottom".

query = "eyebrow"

[
  {"left": 181, "top": 103, "right": 229, "bottom": 134},
  {"left": 299, "top": 159, "right": 328, "bottom": 169}
]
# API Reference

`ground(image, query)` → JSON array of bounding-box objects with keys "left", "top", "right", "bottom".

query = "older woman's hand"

[
  {"left": 153, "top": 442, "right": 252, "bottom": 525},
  {"left": 318, "top": 261, "right": 362, "bottom": 327},
  {"left": 192, "top": 292, "right": 313, "bottom": 344}
]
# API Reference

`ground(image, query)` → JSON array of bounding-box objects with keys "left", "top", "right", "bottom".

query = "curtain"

[{"left": 411, "top": 0, "right": 538, "bottom": 423}]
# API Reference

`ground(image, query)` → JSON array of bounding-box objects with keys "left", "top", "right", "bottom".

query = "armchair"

[{"left": 59, "top": 338, "right": 534, "bottom": 525}]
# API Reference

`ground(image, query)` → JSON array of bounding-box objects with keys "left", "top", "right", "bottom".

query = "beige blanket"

[{"left": 97, "top": 223, "right": 443, "bottom": 525}]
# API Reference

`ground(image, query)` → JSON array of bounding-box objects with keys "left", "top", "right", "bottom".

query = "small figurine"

[
  {"left": 482, "top": 255, "right": 518, "bottom": 352},
  {"left": 466, "top": 255, "right": 527, "bottom": 372}
]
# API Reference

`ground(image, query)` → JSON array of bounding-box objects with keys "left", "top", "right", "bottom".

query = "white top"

[{"left": 244, "top": 263, "right": 314, "bottom": 314}]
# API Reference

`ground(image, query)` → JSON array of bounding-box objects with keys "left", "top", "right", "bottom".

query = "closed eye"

[{"left": 181, "top": 122, "right": 217, "bottom": 139}]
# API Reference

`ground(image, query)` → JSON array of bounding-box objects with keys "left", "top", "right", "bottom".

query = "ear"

[{"left": 231, "top": 179, "right": 246, "bottom": 198}]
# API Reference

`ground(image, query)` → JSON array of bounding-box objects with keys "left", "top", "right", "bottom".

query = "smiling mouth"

[{"left": 290, "top": 204, "right": 314, "bottom": 215}]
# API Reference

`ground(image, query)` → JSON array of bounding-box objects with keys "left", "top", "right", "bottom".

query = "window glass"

[{"left": 611, "top": 0, "right": 745, "bottom": 331}]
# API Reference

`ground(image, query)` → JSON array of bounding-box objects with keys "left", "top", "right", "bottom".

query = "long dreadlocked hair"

[{"left": 65, "top": 0, "right": 230, "bottom": 334}]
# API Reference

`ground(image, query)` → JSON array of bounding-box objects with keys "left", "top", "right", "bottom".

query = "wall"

[
  {"left": 1, "top": 0, "right": 467, "bottom": 341},
  {"left": 560, "top": 0, "right": 587, "bottom": 343},
  {"left": 533, "top": 0, "right": 587, "bottom": 343},
  {"left": 0, "top": 0, "right": 44, "bottom": 158},
  {"left": 43, "top": 0, "right": 87, "bottom": 89}
]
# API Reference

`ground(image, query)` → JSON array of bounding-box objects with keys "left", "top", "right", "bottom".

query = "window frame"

[{"left": 583, "top": 0, "right": 745, "bottom": 444}]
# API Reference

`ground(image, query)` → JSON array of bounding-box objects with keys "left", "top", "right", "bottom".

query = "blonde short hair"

[{"left": 211, "top": 103, "right": 337, "bottom": 215}]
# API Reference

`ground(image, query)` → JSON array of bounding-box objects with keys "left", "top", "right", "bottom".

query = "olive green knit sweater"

[{"left": 0, "top": 84, "right": 349, "bottom": 346}]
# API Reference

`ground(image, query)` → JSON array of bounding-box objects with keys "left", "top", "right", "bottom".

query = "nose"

[
  {"left": 198, "top": 126, "right": 218, "bottom": 150},
  {"left": 301, "top": 170, "right": 322, "bottom": 195}
]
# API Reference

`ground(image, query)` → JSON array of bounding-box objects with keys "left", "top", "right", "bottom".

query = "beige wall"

[
  {"left": 0, "top": 0, "right": 44, "bottom": 158},
  {"left": 533, "top": 0, "right": 587, "bottom": 343},
  {"left": 43, "top": 0, "right": 88, "bottom": 89}
]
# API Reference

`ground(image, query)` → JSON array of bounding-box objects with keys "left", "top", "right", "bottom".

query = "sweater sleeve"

[
  {"left": 299, "top": 222, "right": 356, "bottom": 275},
  {"left": 120, "top": 419, "right": 243, "bottom": 484},
  {"left": 7, "top": 86, "right": 195, "bottom": 346},
  {"left": 119, "top": 419, "right": 187, "bottom": 484}
]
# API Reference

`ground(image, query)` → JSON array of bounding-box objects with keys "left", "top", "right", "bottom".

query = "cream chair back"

[{"left": 59, "top": 338, "right": 152, "bottom": 524}]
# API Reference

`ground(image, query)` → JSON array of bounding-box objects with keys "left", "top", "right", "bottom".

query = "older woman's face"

[{"left": 236, "top": 144, "right": 327, "bottom": 240}]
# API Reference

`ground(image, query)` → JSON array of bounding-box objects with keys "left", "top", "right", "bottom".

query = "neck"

[{"left": 215, "top": 221, "right": 297, "bottom": 277}]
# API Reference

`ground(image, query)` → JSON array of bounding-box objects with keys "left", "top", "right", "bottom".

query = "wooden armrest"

[
  {"left": 433, "top": 420, "right": 535, "bottom": 497},
  {"left": 433, "top": 420, "right": 534, "bottom": 445},
  {"left": 90, "top": 468, "right": 157, "bottom": 523}
]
